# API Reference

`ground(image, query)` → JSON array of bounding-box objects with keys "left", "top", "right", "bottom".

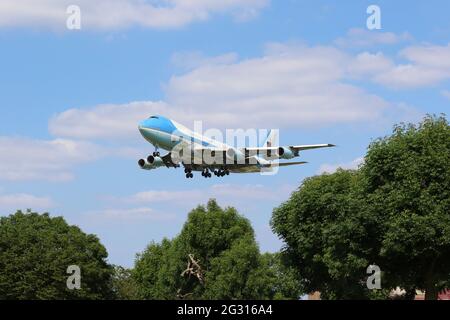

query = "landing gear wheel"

[{"left": 202, "top": 168, "right": 212, "bottom": 178}]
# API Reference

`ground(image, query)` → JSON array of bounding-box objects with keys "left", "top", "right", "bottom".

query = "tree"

[
  {"left": 361, "top": 115, "right": 450, "bottom": 300},
  {"left": 258, "top": 252, "right": 304, "bottom": 300},
  {"left": 271, "top": 115, "right": 450, "bottom": 300},
  {"left": 133, "top": 199, "right": 302, "bottom": 299},
  {"left": 0, "top": 210, "right": 114, "bottom": 299},
  {"left": 271, "top": 169, "right": 383, "bottom": 299},
  {"left": 111, "top": 265, "right": 138, "bottom": 300},
  {"left": 133, "top": 238, "right": 176, "bottom": 299}
]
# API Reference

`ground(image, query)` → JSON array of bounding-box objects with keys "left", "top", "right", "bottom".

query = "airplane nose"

[
  {"left": 138, "top": 120, "right": 147, "bottom": 130},
  {"left": 138, "top": 121, "right": 147, "bottom": 135}
]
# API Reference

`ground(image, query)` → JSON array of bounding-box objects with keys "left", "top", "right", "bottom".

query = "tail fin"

[{"left": 261, "top": 129, "right": 279, "bottom": 148}]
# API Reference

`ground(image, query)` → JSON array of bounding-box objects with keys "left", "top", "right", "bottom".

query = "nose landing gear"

[{"left": 152, "top": 147, "right": 160, "bottom": 157}]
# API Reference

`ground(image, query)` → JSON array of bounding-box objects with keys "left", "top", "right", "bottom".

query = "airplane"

[{"left": 138, "top": 115, "right": 335, "bottom": 179}]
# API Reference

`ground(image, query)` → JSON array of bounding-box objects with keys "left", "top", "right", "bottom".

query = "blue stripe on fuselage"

[{"left": 139, "top": 115, "right": 210, "bottom": 151}]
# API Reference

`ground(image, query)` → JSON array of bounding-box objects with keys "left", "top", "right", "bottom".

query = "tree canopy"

[
  {"left": 2, "top": 115, "right": 447, "bottom": 300},
  {"left": 361, "top": 115, "right": 450, "bottom": 299},
  {"left": 133, "top": 199, "right": 302, "bottom": 300},
  {"left": 271, "top": 169, "right": 379, "bottom": 299},
  {"left": 0, "top": 210, "right": 114, "bottom": 299},
  {"left": 272, "top": 115, "right": 450, "bottom": 300}
]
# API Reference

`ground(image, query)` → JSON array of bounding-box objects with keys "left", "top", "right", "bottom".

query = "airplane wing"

[
  {"left": 244, "top": 144, "right": 335, "bottom": 160},
  {"left": 245, "top": 144, "right": 335, "bottom": 154}
]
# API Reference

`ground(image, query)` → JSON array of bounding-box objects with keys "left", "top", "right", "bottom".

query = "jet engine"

[
  {"left": 138, "top": 155, "right": 165, "bottom": 170},
  {"left": 277, "top": 147, "right": 295, "bottom": 159}
]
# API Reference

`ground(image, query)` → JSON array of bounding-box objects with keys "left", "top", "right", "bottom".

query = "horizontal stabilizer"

[
  {"left": 261, "top": 161, "right": 308, "bottom": 168},
  {"left": 291, "top": 144, "right": 335, "bottom": 151}
]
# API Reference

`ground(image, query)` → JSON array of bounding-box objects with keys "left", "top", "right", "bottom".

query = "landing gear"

[
  {"left": 183, "top": 167, "right": 228, "bottom": 179},
  {"left": 152, "top": 146, "right": 160, "bottom": 157},
  {"left": 201, "top": 169, "right": 212, "bottom": 178},
  {"left": 185, "top": 168, "right": 193, "bottom": 178},
  {"left": 214, "top": 168, "right": 229, "bottom": 177}
]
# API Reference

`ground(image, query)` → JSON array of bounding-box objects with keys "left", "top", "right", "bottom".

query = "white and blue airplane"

[{"left": 138, "top": 115, "right": 335, "bottom": 179}]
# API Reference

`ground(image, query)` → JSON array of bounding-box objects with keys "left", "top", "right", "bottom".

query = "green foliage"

[
  {"left": 0, "top": 210, "right": 114, "bottom": 300},
  {"left": 111, "top": 265, "right": 138, "bottom": 300},
  {"left": 203, "top": 235, "right": 264, "bottom": 299},
  {"left": 133, "top": 199, "right": 302, "bottom": 300},
  {"left": 271, "top": 169, "right": 378, "bottom": 299},
  {"left": 259, "top": 253, "right": 304, "bottom": 300},
  {"left": 133, "top": 238, "right": 177, "bottom": 299},
  {"left": 272, "top": 115, "right": 450, "bottom": 300},
  {"left": 361, "top": 114, "right": 450, "bottom": 299}
]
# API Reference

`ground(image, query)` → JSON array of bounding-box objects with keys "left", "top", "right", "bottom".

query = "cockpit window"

[{"left": 149, "top": 116, "right": 159, "bottom": 119}]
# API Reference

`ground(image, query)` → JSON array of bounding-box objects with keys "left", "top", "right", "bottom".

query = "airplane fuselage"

[
  {"left": 137, "top": 115, "right": 334, "bottom": 178},
  {"left": 139, "top": 115, "right": 228, "bottom": 152}
]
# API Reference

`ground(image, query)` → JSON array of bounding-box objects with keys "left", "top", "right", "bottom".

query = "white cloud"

[
  {"left": 374, "top": 64, "right": 450, "bottom": 89},
  {"left": 49, "top": 101, "right": 171, "bottom": 140},
  {"left": 0, "top": 193, "right": 54, "bottom": 211},
  {"left": 335, "top": 28, "right": 412, "bottom": 48},
  {"left": 165, "top": 44, "right": 391, "bottom": 128},
  {"left": 346, "top": 52, "right": 393, "bottom": 78},
  {"left": 401, "top": 43, "right": 450, "bottom": 69},
  {"left": 318, "top": 157, "right": 364, "bottom": 174},
  {"left": 85, "top": 207, "right": 176, "bottom": 222},
  {"left": 0, "top": 136, "right": 104, "bottom": 181},
  {"left": 343, "top": 43, "right": 450, "bottom": 90},
  {"left": 114, "top": 183, "right": 294, "bottom": 206},
  {"left": 51, "top": 43, "right": 399, "bottom": 139},
  {"left": 373, "top": 43, "right": 450, "bottom": 89},
  {"left": 0, "top": 0, "right": 268, "bottom": 30},
  {"left": 48, "top": 39, "right": 450, "bottom": 143},
  {"left": 128, "top": 189, "right": 204, "bottom": 204},
  {"left": 92, "top": 183, "right": 295, "bottom": 223}
]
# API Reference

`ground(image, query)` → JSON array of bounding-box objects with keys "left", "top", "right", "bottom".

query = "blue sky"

[{"left": 0, "top": 0, "right": 449, "bottom": 267}]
